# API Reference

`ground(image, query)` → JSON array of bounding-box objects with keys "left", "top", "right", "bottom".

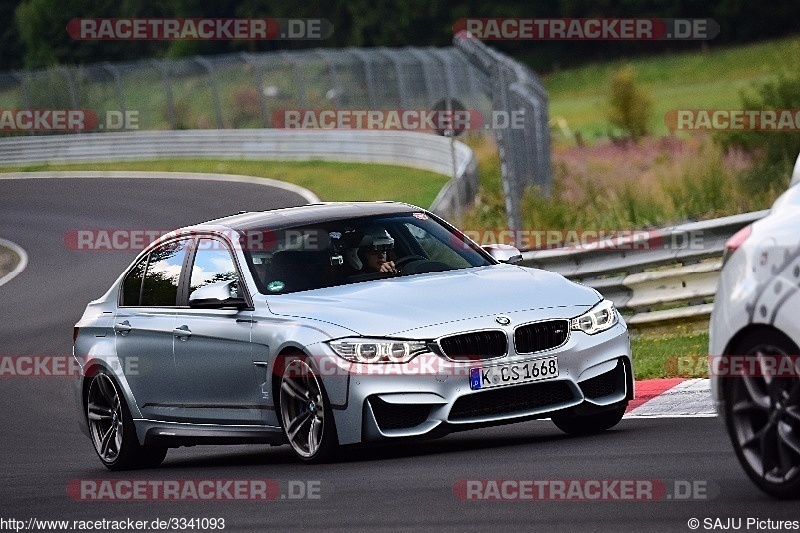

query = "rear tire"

[
  {"left": 552, "top": 402, "right": 627, "bottom": 436},
  {"left": 85, "top": 370, "right": 167, "bottom": 470}
]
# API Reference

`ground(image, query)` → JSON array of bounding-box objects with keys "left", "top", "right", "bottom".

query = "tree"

[{"left": 607, "top": 63, "right": 652, "bottom": 141}]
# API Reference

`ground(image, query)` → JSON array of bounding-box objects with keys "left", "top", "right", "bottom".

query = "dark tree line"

[{"left": 2, "top": 0, "right": 798, "bottom": 71}]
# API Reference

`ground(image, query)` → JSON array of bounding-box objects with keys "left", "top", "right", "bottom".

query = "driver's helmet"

[{"left": 346, "top": 226, "right": 394, "bottom": 270}]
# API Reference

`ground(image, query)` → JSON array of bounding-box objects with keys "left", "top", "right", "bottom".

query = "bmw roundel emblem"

[{"left": 495, "top": 316, "right": 511, "bottom": 326}]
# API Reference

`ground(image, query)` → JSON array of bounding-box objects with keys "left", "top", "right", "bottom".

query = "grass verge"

[
  {"left": 631, "top": 327, "right": 709, "bottom": 381},
  {"left": 0, "top": 159, "right": 449, "bottom": 207}
]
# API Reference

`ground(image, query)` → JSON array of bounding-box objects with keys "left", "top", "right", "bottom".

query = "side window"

[
  {"left": 140, "top": 240, "right": 190, "bottom": 307},
  {"left": 189, "top": 239, "right": 240, "bottom": 297},
  {"left": 121, "top": 257, "right": 146, "bottom": 306}
]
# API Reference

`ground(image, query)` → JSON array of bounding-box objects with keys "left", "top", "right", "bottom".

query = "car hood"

[{"left": 265, "top": 264, "right": 600, "bottom": 337}]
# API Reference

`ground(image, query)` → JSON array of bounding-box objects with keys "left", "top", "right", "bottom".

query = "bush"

[
  {"left": 607, "top": 64, "right": 653, "bottom": 141},
  {"left": 717, "top": 73, "right": 800, "bottom": 197}
]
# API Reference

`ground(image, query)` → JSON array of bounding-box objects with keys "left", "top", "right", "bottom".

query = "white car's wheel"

[
  {"left": 278, "top": 357, "right": 339, "bottom": 463},
  {"left": 86, "top": 371, "right": 167, "bottom": 470},
  {"left": 724, "top": 331, "right": 800, "bottom": 499}
]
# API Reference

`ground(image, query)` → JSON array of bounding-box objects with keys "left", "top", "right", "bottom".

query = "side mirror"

[
  {"left": 188, "top": 280, "right": 248, "bottom": 309},
  {"left": 482, "top": 244, "right": 523, "bottom": 265}
]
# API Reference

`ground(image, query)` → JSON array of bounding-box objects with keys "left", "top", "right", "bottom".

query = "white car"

[
  {"left": 74, "top": 202, "right": 633, "bottom": 469},
  {"left": 709, "top": 156, "right": 800, "bottom": 498}
]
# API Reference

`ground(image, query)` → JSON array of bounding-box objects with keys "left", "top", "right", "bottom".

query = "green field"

[
  {"left": 544, "top": 35, "right": 800, "bottom": 140},
  {"left": 0, "top": 159, "right": 449, "bottom": 206},
  {"left": 631, "top": 328, "right": 710, "bottom": 381}
]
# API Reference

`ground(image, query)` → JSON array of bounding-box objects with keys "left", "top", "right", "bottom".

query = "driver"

[{"left": 346, "top": 226, "right": 397, "bottom": 274}]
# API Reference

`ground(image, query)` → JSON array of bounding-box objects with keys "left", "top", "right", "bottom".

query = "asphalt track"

[{"left": 0, "top": 176, "right": 797, "bottom": 532}]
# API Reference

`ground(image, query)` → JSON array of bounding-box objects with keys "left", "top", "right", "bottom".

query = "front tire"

[
  {"left": 552, "top": 402, "right": 627, "bottom": 436},
  {"left": 278, "top": 357, "right": 339, "bottom": 463},
  {"left": 724, "top": 330, "right": 800, "bottom": 499},
  {"left": 85, "top": 371, "right": 167, "bottom": 470}
]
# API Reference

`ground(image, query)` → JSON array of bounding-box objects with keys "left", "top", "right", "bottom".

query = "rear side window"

[{"left": 136, "top": 240, "right": 190, "bottom": 307}]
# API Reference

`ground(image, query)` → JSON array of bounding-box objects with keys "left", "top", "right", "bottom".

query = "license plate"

[{"left": 470, "top": 356, "right": 559, "bottom": 390}]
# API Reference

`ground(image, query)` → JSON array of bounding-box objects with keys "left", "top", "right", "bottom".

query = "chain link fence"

[{"left": 0, "top": 36, "right": 549, "bottom": 229}]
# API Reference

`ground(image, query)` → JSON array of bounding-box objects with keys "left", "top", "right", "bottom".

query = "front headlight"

[
  {"left": 571, "top": 299, "right": 618, "bottom": 335},
  {"left": 328, "top": 338, "right": 429, "bottom": 363}
]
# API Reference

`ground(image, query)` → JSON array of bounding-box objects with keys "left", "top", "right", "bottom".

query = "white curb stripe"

[{"left": 625, "top": 378, "right": 716, "bottom": 418}]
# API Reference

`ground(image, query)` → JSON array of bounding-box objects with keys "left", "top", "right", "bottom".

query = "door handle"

[
  {"left": 113, "top": 320, "right": 132, "bottom": 335},
  {"left": 173, "top": 325, "right": 192, "bottom": 340}
]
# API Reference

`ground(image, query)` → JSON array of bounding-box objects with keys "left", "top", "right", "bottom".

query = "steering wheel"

[{"left": 392, "top": 255, "right": 427, "bottom": 272}]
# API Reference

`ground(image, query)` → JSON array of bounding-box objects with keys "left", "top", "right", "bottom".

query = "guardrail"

[
  {"left": 0, "top": 129, "right": 476, "bottom": 219},
  {"left": 520, "top": 210, "right": 769, "bottom": 327}
]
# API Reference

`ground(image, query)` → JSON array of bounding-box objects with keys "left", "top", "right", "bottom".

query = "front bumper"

[{"left": 326, "top": 323, "right": 632, "bottom": 445}]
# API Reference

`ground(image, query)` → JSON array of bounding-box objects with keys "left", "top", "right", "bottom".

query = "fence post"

[
  {"left": 11, "top": 72, "right": 32, "bottom": 136},
  {"left": 151, "top": 59, "right": 175, "bottom": 129},
  {"left": 379, "top": 48, "right": 410, "bottom": 109},
  {"left": 347, "top": 48, "right": 378, "bottom": 109},
  {"left": 195, "top": 57, "right": 224, "bottom": 129},
  {"left": 316, "top": 50, "right": 344, "bottom": 108},
  {"left": 239, "top": 52, "right": 268, "bottom": 128},
  {"left": 102, "top": 62, "right": 126, "bottom": 117},
  {"left": 59, "top": 66, "right": 78, "bottom": 110}
]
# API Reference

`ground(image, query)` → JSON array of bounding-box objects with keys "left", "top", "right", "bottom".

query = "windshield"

[{"left": 242, "top": 212, "right": 493, "bottom": 295}]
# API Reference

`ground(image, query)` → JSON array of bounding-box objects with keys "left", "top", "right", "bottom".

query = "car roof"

[{"left": 200, "top": 201, "right": 422, "bottom": 231}]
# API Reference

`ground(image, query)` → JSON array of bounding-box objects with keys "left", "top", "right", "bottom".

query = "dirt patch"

[{"left": 0, "top": 245, "right": 20, "bottom": 280}]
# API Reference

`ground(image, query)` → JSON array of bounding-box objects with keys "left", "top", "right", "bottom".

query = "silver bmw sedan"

[{"left": 73, "top": 201, "right": 633, "bottom": 469}]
